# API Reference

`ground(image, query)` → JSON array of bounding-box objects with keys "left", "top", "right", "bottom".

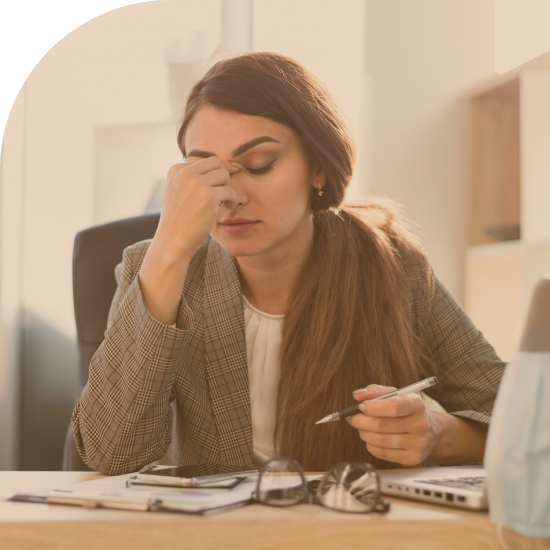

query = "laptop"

[{"left": 378, "top": 465, "right": 487, "bottom": 510}]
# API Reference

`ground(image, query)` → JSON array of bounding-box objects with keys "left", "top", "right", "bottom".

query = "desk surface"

[{"left": 1, "top": 472, "right": 548, "bottom": 550}]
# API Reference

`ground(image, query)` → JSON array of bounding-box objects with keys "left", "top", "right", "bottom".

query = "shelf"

[
  {"left": 467, "top": 77, "right": 521, "bottom": 247},
  {"left": 467, "top": 238, "right": 550, "bottom": 257},
  {"left": 466, "top": 240, "right": 522, "bottom": 257},
  {"left": 465, "top": 61, "right": 550, "bottom": 361}
]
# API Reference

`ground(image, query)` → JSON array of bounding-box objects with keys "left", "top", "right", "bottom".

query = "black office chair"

[{"left": 63, "top": 212, "right": 161, "bottom": 471}]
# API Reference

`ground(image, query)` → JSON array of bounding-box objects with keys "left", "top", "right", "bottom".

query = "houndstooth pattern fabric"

[
  {"left": 72, "top": 237, "right": 506, "bottom": 475},
  {"left": 400, "top": 248, "right": 505, "bottom": 425}
]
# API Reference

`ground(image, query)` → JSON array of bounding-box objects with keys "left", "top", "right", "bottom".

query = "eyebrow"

[{"left": 186, "top": 136, "right": 281, "bottom": 159}]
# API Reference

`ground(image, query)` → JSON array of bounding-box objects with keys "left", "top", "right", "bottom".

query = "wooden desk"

[{"left": 1, "top": 472, "right": 549, "bottom": 550}]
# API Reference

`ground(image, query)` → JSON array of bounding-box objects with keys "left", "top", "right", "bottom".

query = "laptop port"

[
  {"left": 446, "top": 493, "right": 454, "bottom": 502},
  {"left": 422, "top": 490, "right": 431, "bottom": 496},
  {"left": 457, "top": 496, "right": 466, "bottom": 503},
  {"left": 415, "top": 489, "right": 420, "bottom": 494},
  {"left": 434, "top": 492, "right": 443, "bottom": 498}
]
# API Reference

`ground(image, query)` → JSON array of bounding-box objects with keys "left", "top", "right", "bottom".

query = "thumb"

[{"left": 352, "top": 384, "right": 397, "bottom": 403}]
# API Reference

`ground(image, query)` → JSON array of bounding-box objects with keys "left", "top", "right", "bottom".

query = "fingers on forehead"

[{"left": 193, "top": 156, "right": 225, "bottom": 173}]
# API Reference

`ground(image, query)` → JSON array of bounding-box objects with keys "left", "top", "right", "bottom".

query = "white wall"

[
  {"left": 366, "top": 0, "right": 497, "bottom": 302},
  {"left": 2, "top": 0, "right": 221, "bottom": 469},
  {"left": 94, "top": 122, "right": 182, "bottom": 225},
  {"left": 253, "top": 0, "right": 368, "bottom": 200},
  {"left": 496, "top": 0, "right": 550, "bottom": 73},
  {"left": 23, "top": 1, "right": 220, "bottom": 339}
]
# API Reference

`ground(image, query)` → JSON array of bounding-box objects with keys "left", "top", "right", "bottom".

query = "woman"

[{"left": 72, "top": 52, "right": 505, "bottom": 476}]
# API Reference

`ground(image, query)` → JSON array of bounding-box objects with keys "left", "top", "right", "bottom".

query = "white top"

[{"left": 242, "top": 294, "right": 284, "bottom": 468}]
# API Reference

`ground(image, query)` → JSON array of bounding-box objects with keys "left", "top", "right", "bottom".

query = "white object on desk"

[{"left": 485, "top": 276, "right": 550, "bottom": 538}]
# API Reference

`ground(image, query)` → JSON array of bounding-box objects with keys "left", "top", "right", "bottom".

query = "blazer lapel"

[{"left": 202, "top": 239, "right": 254, "bottom": 468}]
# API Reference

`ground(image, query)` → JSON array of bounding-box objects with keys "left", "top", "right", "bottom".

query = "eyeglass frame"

[{"left": 251, "top": 456, "right": 391, "bottom": 514}]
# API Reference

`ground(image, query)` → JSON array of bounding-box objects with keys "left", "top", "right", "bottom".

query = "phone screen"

[{"left": 140, "top": 464, "right": 253, "bottom": 479}]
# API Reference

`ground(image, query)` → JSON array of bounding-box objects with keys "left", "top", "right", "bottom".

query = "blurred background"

[{"left": 1, "top": 0, "right": 549, "bottom": 470}]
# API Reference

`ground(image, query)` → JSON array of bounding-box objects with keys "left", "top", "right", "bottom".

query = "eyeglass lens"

[
  {"left": 318, "top": 462, "right": 381, "bottom": 513},
  {"left": 255, "top": 457, "right": 308, "bottom": 506}
]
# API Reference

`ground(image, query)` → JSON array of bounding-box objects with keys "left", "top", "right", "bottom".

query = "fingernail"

[
  {"left": 345, "top": 417, "right": 351, "bottom": 424},
  {"left": 358, "top": 403, "right": 366, "bottom": 413},
  {"left": 230, "top": 162, "right": 243, "bottom": 171},
  {"left": 353, "top": 388, "right": 368, "bottom": 394}
]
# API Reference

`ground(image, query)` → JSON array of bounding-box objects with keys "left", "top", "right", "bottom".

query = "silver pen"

[{"left": 315, "top": 376, "right": 437, "bottom": 424}]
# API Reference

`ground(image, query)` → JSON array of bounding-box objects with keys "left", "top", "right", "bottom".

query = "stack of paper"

[{"left": 9, "top": 472, "right": 320, "bottom": 516}]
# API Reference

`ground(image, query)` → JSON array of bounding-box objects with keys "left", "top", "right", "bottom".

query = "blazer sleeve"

[
  {"left": 410, "top": 252, "right": 506, "bottom": 426},
  {"left": 71, "top": 240, "right": 194, "bottom": 475}
]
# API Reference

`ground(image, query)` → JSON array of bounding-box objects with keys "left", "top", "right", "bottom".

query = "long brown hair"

[{"left": 178, "top": 52, "right": 435, "bottom": 470}]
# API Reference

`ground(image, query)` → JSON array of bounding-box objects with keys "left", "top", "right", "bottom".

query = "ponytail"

[{"left": 276, "top": 199, "right": 435, "bottom": 470}]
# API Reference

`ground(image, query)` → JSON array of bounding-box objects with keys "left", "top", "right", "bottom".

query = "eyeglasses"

[{"left": 251, "top": 456, "right": 390, "bottom": 514}]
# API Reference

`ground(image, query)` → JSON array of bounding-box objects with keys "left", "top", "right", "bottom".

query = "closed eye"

[{"left": 247, "top": 159, "right": 276, "bottom": 175}]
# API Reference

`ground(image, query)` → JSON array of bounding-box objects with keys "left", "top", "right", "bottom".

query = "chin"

[{"left": 211, "top": 234, "right": 267, "bottom": 258}]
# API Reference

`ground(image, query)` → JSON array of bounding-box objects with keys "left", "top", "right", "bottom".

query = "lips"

[
  {"left": 220, "top": 218, "right": 256, "bottom": 225},
  {"left": 219, "top": 218, "right": 259, "bottom": 234}
]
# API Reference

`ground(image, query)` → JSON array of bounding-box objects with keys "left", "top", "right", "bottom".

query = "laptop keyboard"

[{"left": 416, "top": 476, "right": 485, "bottom": 492}]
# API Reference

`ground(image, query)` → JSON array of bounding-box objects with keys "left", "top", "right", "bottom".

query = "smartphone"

[{"left": 133, "top": 464, "right": 258, "bottom": 487}]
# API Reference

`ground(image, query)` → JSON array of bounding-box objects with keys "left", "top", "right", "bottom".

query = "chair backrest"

[{"left": 63, "top": 213, "right": 160, "bottom": 471}]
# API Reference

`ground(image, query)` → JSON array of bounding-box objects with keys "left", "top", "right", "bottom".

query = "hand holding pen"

[
  {"left": 316, "top": 377, "right": 437, "bottom": 424},
  {"left": 317, "top": 377, "right": 443, "bottom": 467}
]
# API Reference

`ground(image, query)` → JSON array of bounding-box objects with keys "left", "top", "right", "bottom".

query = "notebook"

[{"left": 8, "top": 471, "right": 258, "bottom": 515}]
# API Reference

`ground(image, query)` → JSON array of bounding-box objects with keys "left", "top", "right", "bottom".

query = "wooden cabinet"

[
  {"left": 467, "top": 77, "right": 520, "bottom": 247},
  {"left": 465, "top": 54, "right": 550, "bottom": 361}
]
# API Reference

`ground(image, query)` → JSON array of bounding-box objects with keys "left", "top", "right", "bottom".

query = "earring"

[{"left": 318, "top": 184, "right": 323, "bottom": 197}]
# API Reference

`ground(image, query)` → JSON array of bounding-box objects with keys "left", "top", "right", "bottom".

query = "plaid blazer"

[{"left": 72, "top": 237, "right": 506, "bottom": 475}]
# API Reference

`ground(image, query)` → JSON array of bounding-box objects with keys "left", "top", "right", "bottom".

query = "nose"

[{"left": 221, "top": 162, "right": 248, "bottom": 211}]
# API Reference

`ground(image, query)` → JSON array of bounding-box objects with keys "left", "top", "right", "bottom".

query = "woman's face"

[{"left": 183, "top": 106, "right": 324, "bottom": 259}]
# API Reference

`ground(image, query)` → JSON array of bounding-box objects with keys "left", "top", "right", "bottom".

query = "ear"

[{"left": 310, "top": 164, "right": 327, "bottom": 191}]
